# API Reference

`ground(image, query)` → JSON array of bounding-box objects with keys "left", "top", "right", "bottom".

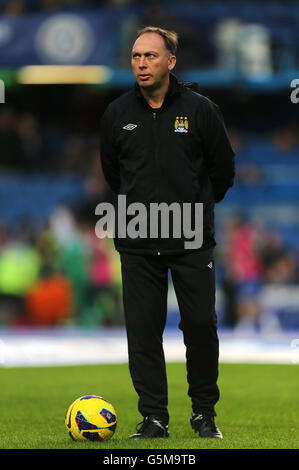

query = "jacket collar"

[{"left": 134, "top": 72, "right": 183, "bottom": 109}]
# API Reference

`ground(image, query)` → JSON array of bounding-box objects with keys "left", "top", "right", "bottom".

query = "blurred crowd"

[
  {"left": 0, "top": 0, "right": 299, "bottom": 329},
  {"left": 1, "top": 103, "right": 299, "bottom": 330},
  {"left": 0, "top": 103, "right": 125, "bottom": 328},
  {"left": 1, "top": 107, "right": 299, "bottom": 176},
  {"left": 0, "top": 106, "right": 102, "bottom": 175},
  {"left": 217, "top": 216, "right": 299, "bottom": 330},
  {"left": 1, "top": 190, "right": 299, "bottom": 330},
  {"left": 0, "top": 204, "right": 124, "bottom": 327}
]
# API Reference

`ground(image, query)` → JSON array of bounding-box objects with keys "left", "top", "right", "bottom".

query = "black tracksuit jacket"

[{"left": 100, "top": 73, "right": 235, "bottom": 256}]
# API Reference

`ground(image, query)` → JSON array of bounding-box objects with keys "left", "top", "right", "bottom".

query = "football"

[{"left": 65, "top": 395, "right": 117, "bottom": 441}]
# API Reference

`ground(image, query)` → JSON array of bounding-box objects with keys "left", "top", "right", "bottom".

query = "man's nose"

[{"left": 138, "top": 57, "right": 147, "bottom": 68}]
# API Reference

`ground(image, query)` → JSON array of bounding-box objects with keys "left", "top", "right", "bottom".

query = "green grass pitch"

[{"left": 0, "top": 362, "right": 298, "bottom": 449}]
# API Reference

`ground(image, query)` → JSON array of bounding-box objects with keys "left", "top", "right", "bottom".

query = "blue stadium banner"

[{"left": 0, "top": 9, "right": 124, "bottom": 66}]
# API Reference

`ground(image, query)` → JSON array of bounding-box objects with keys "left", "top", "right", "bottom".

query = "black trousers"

[{"left": 120, "top": 248, "right": 220, "bottom": 425}]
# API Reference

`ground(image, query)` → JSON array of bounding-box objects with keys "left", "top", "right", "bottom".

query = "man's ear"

[{"left": 168, "top": 55, "right": 176, "bottom": 72}]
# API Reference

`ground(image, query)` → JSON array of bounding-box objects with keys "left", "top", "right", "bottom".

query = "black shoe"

[
  {"left": 190, "top": 412, "right": 223, "bottom": 438},
  {"left": 129, "top": 416, "right": 169, "bottom": 439}
]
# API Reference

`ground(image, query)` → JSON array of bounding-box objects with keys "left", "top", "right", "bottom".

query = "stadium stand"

[{"left": 0, "top": 0, "right": 299, "bottom": 331}]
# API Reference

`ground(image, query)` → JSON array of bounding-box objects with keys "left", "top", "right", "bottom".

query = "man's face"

[{"left": 131, "top": 32, "right": 176, "bottom": 89}]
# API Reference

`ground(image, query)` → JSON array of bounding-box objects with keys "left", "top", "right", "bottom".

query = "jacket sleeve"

[
  {"left": 100, "top": 105, "right": 120, "bottom": 194},
  {"left": 201, "top": 99, "right": 235, "bottom": 203}
]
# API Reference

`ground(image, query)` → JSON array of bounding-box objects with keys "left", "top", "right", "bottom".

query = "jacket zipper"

[{"left": 152, "top": 111, "right": 160, "bottom": 255}]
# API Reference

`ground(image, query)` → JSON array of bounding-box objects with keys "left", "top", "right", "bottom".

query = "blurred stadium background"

[{"left": 0, "top": 0, "right": 299, "bottom": 367}]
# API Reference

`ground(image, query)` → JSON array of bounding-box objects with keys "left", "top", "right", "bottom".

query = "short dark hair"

[{"left": 135, "top": 26, "right": 178, "bottom": 56}]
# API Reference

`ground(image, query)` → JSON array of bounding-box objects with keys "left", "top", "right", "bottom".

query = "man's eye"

[{"left": 132, "top": 53, "right": 155, "bottom": 60}]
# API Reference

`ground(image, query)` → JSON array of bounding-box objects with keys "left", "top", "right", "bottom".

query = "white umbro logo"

[
  {"left": 123, "top": 123, "right": 137, "bottom": 131},
  {"left": 207, "top": 262, "right": 213, "bottom": 269}
]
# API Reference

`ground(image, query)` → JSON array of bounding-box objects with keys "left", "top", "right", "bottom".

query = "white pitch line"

[{"left": 0, "top": 329, "right": 297, "bottom": 367}]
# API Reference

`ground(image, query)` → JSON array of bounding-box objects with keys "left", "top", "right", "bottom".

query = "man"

[{"left": 100, "top": 26, "right": 235, "bottom": 439}]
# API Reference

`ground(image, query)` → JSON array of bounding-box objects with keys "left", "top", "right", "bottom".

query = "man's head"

[{"left": 131, "top": 26, "right": 177, "bottom": 90}]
